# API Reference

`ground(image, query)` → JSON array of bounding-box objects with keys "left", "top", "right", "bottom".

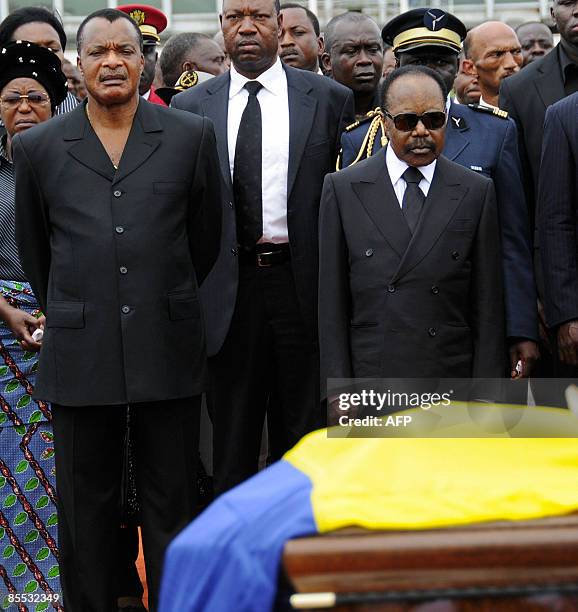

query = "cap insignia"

[
  {"left": 424, "top": 9, "right": 448, "bottom": 32},
  {"left": 129, "top": 9, "right": 146, "bottom": 26}
]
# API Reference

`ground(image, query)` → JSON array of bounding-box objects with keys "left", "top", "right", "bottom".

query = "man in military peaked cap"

[
  {"left": 340, "top": 7, "right": 539, "bottom": 382},
  {"left": 118, "top": 3, "right": 168, "bottom": 105}
]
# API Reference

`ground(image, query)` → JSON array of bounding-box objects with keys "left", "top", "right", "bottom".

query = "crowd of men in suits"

[{"left": 3, "top": 0, "right": 578, "bottom": 609}]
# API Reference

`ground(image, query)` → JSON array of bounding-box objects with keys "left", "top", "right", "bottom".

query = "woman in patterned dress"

[{"left": 0, "top": 41, "right": 67, "bottom": 609}]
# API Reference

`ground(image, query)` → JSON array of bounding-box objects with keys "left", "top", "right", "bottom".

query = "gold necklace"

[{"left": 85, "top": 104, "right": 119, "bottom": 170}]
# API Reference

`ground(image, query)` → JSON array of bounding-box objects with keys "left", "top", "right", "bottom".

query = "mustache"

[
  {"left": 99, "top": 72, "right": 127, "bottom": 81},
  {"left": 406, "top": 139, "right": 435, "bottom": 151}
]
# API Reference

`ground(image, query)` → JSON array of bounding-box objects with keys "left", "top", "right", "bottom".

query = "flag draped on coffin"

[{"left": 159, "top": 405, "right": 578, "bottom": 612}]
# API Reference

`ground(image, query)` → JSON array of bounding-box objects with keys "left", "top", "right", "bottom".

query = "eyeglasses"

[
  {"left": 0, "top": 92, "right": 50, "bottom": 109},
  {"left": 384, "top": 111, "right": 446, "bottom": 132}
]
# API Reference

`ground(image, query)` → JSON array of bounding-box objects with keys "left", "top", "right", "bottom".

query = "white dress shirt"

[
  {"left": 478, "top": 95, "right": 498, "bottom": 110},
  {"left": 385, "top": 144, "right": 436, "bottom": 207},
  {"left": 227, "top": 58, "right": 290, "bottom": 244}
]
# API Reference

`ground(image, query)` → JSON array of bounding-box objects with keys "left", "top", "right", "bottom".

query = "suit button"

[
  {"left": 231, "top": 247, "right": 237, "bottom": 256},
  {"left": 114, "top": 190, "right": 122, "bottom": 198},
  {"left": 229, "top": 201, "right": 234, "bottom": 208},
  {"left": 115, "top": 226, "right": 124, "bottom": 234},
  {"left": 428, "top": 327, "right": 436, "bottom": 337},
  {"left": 121, "top": 305, "right": 130, "bottom": 314},
  {"left": 119, "top": 266, "right": 128, "bottom": 274},
  {"left": 387, "top": 284, "right": 396, "bottom": 293},
  {"left": 365, "top": 248, "right": 374, "bottom": 257},
  {"left": 431, "top": 285, "right": 439, "bottom": 294},
  {"left": 452, "top": 251, "right": 460, "bottom": 260}
]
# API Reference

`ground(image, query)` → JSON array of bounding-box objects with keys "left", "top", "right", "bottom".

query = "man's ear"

[
  {"left": 317, "top": 36, "right": 324, "bottom": 55},
  {"left": 277, "top": 12, "right": 283, "bottom": 36},
  {"left": 77, "top": 56, "right": 83, "bottom": 75},
  {"left": 321, "top": 52, "right": 332, "bottom": 76},
  {"left": 461, "top": 58, "right": 477, "bottom": 76}
]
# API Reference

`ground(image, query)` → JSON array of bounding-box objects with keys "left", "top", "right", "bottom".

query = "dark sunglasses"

[{"left": 384, "top": 110, "right": 446, "bottom": 132}]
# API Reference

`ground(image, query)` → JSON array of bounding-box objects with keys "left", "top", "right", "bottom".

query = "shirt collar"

[
  {"left": 386, "top": 144, "right": 436, "bottom": 186},
  {"left": 229, "top": 57, "right": 286, "bottom": 99},
  {"left": 478, "top": 95, "right": 497, "bottom": 110}
]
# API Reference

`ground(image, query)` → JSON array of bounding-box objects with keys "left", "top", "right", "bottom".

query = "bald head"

[{"left": 462, "top": 21, "right": 522, "bottom": 105}]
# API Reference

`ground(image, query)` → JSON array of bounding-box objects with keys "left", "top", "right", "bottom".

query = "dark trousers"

[
  {"left": 207, "top": 259, "right": 322, "bottom": 495},
  {"left": 52, "top": 397, "right": 200, "bottom": 612}
]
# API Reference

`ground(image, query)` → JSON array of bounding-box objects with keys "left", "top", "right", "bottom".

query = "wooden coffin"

[{"left": 281, "top": 515, "right": 578, "bottom": 611}]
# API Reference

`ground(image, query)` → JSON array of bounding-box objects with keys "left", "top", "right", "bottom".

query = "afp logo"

[{"left": 424, "top": 8, "right": 448, "bottom": 32}]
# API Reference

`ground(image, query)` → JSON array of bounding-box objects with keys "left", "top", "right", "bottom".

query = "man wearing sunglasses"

[
  {"left": 319, "top": 65, "right": 505, "bottom": 382},
  {"left": 340, "top": 8, "right": 538, "bottom": 381}
]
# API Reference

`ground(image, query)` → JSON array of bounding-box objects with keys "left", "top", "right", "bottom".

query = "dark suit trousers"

[
  {"left": 207, "top": 258, "right": 321, "bottom": 495},
  {"left": 51, "top": 397, "right": 200, "bottom": 612}
]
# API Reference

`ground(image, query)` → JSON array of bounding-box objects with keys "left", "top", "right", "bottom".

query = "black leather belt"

[{"left": 239, "top": 243, "right": 290, "bottom": 267}]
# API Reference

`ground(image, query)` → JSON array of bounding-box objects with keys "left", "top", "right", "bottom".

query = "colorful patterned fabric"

[
  {"left": 160, "top": 405, "right": 578, "bottom": 612},
  {"left": 0, "top": 281, "right": 61, "bottom": 611}
]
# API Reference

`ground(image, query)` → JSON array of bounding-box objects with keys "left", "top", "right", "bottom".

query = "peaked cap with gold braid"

[
  {"left": 117, "top": 4, "right": 167, "bottom": 45},
  {"left": 382, "top": 8, "right": 466, "bottom": 55}
]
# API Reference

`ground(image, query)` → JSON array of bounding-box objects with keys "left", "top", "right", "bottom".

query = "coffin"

[{"left": 282, "top": 515, "right": 578, "bottom": 611}]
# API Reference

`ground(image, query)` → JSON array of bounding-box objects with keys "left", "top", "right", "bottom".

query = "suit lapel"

[
  {"left": 201, "top": 73, "right": 232, "bottom": 191},
  {"left": 286, "top": 66, "right": 317, "bottom": 199},
  {"left": 113, "top": 100, "right": 162, "bottom": 185},
  {"left": 534, "top": 48, "right": 566, "bottom": 109},
  {"left": 351, "top": 150, "right": 412, "bottom": 258},
  {"left": 64, "top": 103, "right": 115, "bottom": 182},
  {"left": 444, "top": 103, "right": 470, "bottom": 161},
  {"left": 393, "top": 156, "right": 466, "bottom": 282}
]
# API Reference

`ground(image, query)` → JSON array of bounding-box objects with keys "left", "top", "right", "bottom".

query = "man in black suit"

[
  {"left": 172, "top": 0, "right": 354, "bottom": 493},
  {"left": 500, "top": 0, "right": 578, "bottom": 215},
  {"left": 539, "top": 93, "right": 578, "bottom": 367},
  {"left": 320, "top": 66, "right": 505, "bottom": 383},
  {"left": 13, "top": 9, "right": 221, "bottom": 611},
  {"left": 500, "top": 0, "right": 578, "bottom": 383}
]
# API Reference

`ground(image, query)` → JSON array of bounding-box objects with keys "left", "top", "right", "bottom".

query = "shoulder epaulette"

[
  {"left": 467, "top": 103, "right": 509, "bottom": 120},
  {"left": 345, "top": 108, "right": 385, "bottom": 132}
]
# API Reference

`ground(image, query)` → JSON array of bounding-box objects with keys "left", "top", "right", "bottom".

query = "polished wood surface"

[{"left": 282, "top": 516, "right": 578, "bottom": 610}]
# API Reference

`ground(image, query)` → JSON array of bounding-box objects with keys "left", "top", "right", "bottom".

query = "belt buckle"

[{"left": 257, "top": 251, "right": 274, "bottom": 267}]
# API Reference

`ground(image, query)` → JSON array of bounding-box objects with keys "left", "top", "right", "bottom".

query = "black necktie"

[
  {"left": 401, "top": 166, "right": 425, "bottom": 234},
  {"left": 233, "top": 81, "right": 263, "bottom": 250}
]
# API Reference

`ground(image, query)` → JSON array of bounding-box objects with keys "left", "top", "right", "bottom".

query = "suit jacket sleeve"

[
  {"left": 471, "top": 179, "right": 506, "bottom": 377},
  {"left": 318, "top": 173, "right": 352, "bottom": 393},
  {"left": 538, "top": 104, "right": 578, "bottom": 328},
  {"left": 493, "top": 119, "right": 538, "bottom": 341},
  {"left": 13, "top": 134, "right": 50, "bottom": 313},
  {"left": 189, "top": 117, "right": 222, "bottom": 287},
  {"left": 500, "top": 79, "right": 535, "bottom": 219}
]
